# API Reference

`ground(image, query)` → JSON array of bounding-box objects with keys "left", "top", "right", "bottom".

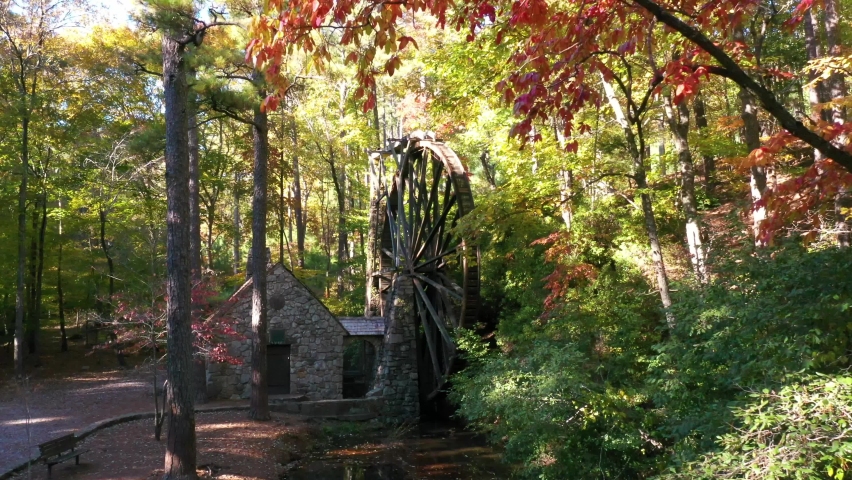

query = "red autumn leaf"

[{"left": 398, "top": 36, "right": 418, "bottom": 51}]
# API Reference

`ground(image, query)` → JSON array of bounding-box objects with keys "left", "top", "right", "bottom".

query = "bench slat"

[{"left": 39, "top": 434, "right": 77, "bottom": 458}]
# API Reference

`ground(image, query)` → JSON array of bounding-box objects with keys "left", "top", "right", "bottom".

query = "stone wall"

[
  {"left": 368, "top": 275, "right": 420, "bottom": 421},
  {"left": 207, "top": 264, "right": 347, "bottom": 400}
]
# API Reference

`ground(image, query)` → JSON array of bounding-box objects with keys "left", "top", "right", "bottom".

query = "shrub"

[{"left": 658, "top": 374, "right": 852, "bottom": 480}]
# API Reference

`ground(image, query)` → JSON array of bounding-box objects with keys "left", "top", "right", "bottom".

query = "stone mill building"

[{"left": 204, "top": 263, "right": 418, "bottom": 419}]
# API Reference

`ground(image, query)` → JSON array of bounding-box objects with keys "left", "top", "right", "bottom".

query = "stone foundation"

[{"left": 368, "top": 275, "right": 420, "bottom": 421}]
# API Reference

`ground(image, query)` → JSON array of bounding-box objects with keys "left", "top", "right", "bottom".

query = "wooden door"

[{"left": 267, "top": 345, "right": 290, "bottom": 394}]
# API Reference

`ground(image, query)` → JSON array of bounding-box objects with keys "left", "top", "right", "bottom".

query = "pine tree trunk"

[
  {"left": 188, "top": 72, "right": 202, "bottom": 283},
  {"left": 249, "top": 74, "right": 270, "bottom": 421},
  {"left": 162, "top": 30, "right": 198, "bottom": 480},
  {"left": 187, "top": 70, "right": 207, "bottom": 404},
  {"left": 664, "top": 94, "right": 708, "bottom": 283}
]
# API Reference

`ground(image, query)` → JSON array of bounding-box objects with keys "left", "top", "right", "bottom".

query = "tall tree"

[
  {"left": 156, "top": 1, "right": 202, "bottom": 476},
  {"left": 601, "top": 75, "right": 674, "bottom": 326},
  {"left": 692, "top": 93, "right": 716, "bottom": 197},
  {"left": 0, "top": 0, "right": 70, "bottom": 377},
  {"left": 193, "top": 12, "right": 275, "bottom": 418},
  {"left": 248, "top": 70, "right": 270, "bottom": 420},
  {"left": 188, "top": 69, "right": 202, "bottom": 282},
  {"left": 290, "top": 107, "right": 306, "bottom": 268},
  {"left": 663, "top": 92, "right": 707, "bottom": 282}
]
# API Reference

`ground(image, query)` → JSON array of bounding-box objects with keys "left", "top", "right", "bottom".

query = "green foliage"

[
  {"left": 453, "top": 209, "right": 665, "bottom": 478},
  {"left": 454, "top": 340, "right": 656, "bottom": 480},
  {"left": 650, "top": 245, "right": 852, "bottom": 454},
  {"left": 659, "top": 374, "right": 852, "bottom": 480}
]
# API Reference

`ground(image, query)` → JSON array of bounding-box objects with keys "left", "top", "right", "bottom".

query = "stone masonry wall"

[
  {"left": 207, "top": 264, "right": 347, "bottom": 400},
  {"left": 368, "top": 275, "right": 419, "bottom": 421}
]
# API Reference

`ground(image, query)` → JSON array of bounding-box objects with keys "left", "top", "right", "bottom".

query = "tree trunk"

[
  {"left": 739, "top": 87, "right": 767, "bottom": 244},
  {"left": 249, "top": 73, "right": 270, "bottom": 421},
  {"left": 31, "top": 191, "right": 48, "bottom": 363},
  {"left": 553, "top": 121, "right": 574, "bottom": 231},
  {"left": 187, "top": 70, "right": 207, "bottom": 405},
  {"left": 804, "top": 8, "right": 829, "bottom": 123},
  {"left": 58, "top": 196, "right": 67, "bottom": 353},
  {"left": 664, "top": 93, "right": 708, "bottom": 283},
  {"left": 291, "top": 117, "right": 306, "bottom": 268},
  {"left": 328, "top": 153, "right": 347, "bottom": 299},
  {"left": 162, "top": 31, "right": 198, "bottom": 480},
  {"left": 822, "top": 0, "right": 852, "bottom": 246},
  {"left": 277, "top": 115, "right": 287, "bottom": 265},
  {"left": 233, "top": 172, "right": 241, "bottom": 275},
  {"left": 27, "top": 202, "right": 38, "bottom": 354},
  {"left": 98, "top": 207, "right": 115, "bottom": 317},
  {"left": 824, "top": 0, "right": 846, "bottom": 125},
  {"left": 692, "top": 93, "right": 716, "bottom": 197},
  {"left": 601, "top": 76, "right": 674, "bottom": 327},
  {"left": 479, "top": 149, "right": 498, "bottom": 189},
  {"left": 188, "top": 71, "right": 202, "bottom": 283},
  {"left": 365, "top": 154, "right": 381, "bottom": 317},
  {"left": 206, "top": 204, "right": 215, "bottom": 269},
  {"left": 278, "top": 174, "right": 285, "bottom": 266},
  {"left": 14, "top": 115, "right": 26, "bottom": 377}
]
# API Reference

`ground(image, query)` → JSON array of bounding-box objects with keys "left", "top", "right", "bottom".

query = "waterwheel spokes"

[
  {"left": 414, "top": 291, "right": 444, "bottom": 386},
  {"left": 412, "top": 152, "right": 443, "bottom": 257},
  {"left": 414, "top": 193, "right": 456, "bottom": 264},
  {"left": 377, "top": 136, "right": 479, "bottom": 401}
]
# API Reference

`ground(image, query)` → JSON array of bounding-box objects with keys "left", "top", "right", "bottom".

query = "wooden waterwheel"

[{"left": 374, "top": 134, "right": 480, "bottom": 402}]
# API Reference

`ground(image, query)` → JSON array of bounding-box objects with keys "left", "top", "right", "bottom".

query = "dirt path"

[
  {"left": 8, "top": 410, "right": 301, "bottom": 480},
  {"left": 0, "top": 369, "right": 157, "bottom": 473}
]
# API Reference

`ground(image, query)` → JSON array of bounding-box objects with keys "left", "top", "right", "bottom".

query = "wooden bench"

[{"left": 38, "top": 433, "right": 89, "bottom": 476}]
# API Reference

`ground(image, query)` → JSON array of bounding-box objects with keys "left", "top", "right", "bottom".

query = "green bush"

[
  {"left": 453, "top": 339, "right": 660, "bottom": 479},
  {"left": 649, "top": 245, "right": 852, "bottom": 454},
  {"left": 452, "top": 261, "right": 664, "bottom": 479},
  {"left": 658, "top": 374, "right": 852, "bottom": 480}
]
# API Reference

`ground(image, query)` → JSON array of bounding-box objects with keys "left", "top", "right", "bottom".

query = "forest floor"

[
  {"left": 6, "top": 410, "right": 305, "bottom": 480},
  {"left": 0, "top": 325, "right": 241, "bottom": 476},
  {"left": 0, "top": 368, "right": 152, "bottom": 473}
]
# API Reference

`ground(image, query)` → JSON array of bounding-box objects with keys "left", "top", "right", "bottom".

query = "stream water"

[{"left": 283, "top": 423, "right": 509, "bottom": 480}]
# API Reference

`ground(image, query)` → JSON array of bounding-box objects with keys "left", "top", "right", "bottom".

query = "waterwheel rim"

[{"left": 380, "top": 137, "right": 480, "bottom": 401}]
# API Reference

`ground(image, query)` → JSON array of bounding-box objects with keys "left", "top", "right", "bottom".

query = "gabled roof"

[
  {"left": 205, "top": 263, "right": 348, "bottom": 336},
  {"left": 338, "top": 317, "right": 387, "bottom": 336}
]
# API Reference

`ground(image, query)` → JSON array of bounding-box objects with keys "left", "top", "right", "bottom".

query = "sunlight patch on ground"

[{"left": 1, "top": 416, "right": 67, "bottom": 426}]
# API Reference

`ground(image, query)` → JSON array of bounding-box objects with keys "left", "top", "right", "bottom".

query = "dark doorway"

[
  {"left": 267, "top": 344, "right": 290, "bottom": 394},
  {"left": 343, "top": 340, "right": 377, "bottom": 398}
]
